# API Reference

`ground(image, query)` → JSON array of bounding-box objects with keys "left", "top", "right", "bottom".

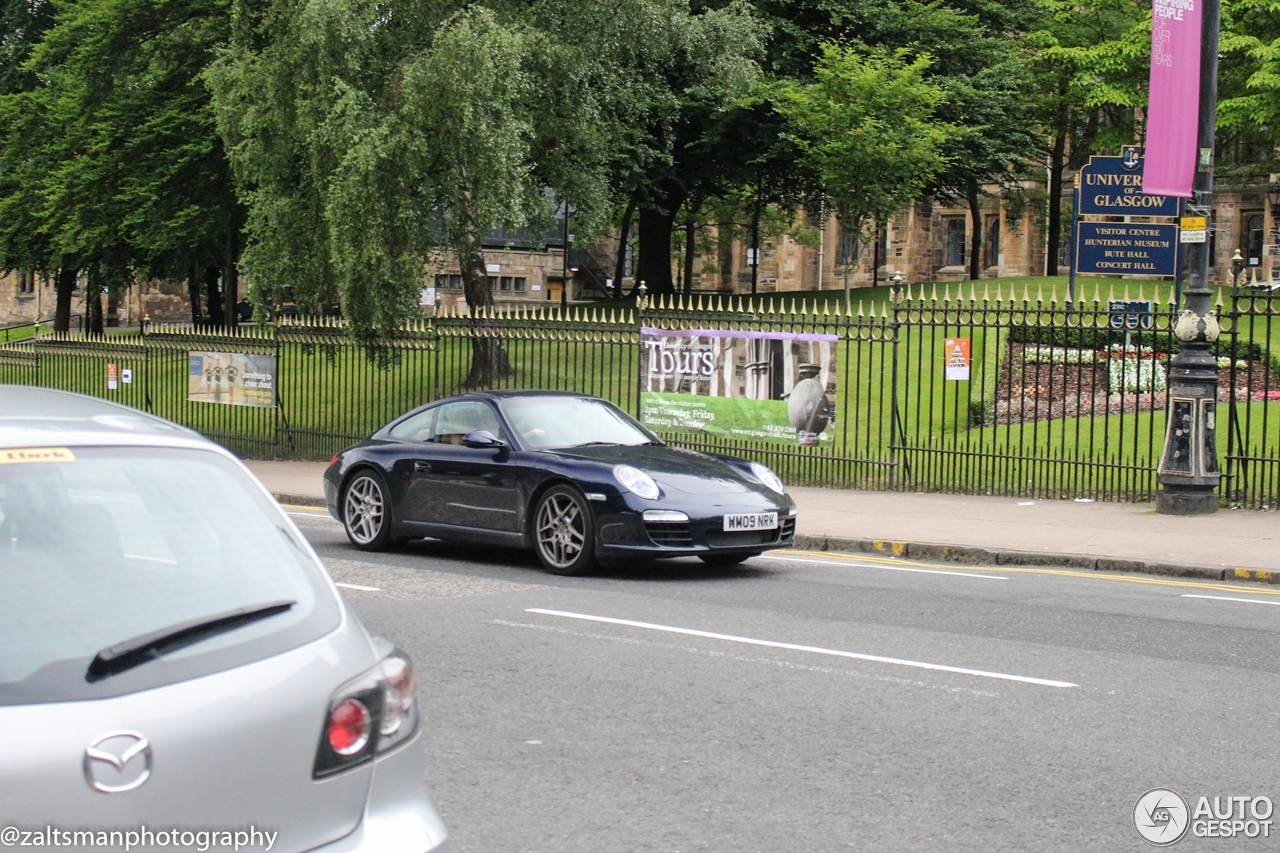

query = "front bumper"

[
  {"left": 307, "top": 733, "right": 449, "bottom": 853},
  {"left": 594, "top": 496, "right": 797, "bottom": 559}
]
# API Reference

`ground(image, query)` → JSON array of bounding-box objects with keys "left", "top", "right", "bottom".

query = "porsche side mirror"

[{"left": 462, "top": 429, "right": 507, "bottom": 449}]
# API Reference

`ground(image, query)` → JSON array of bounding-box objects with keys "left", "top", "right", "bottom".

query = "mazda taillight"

[
  {"left": 328, "top": 699, "right": 372, "bottom": 755},
  {"left": 377, "top": 650, "right": 418, "bottom": 753},
  {"left": 313, "top": 667, "right": 383, "bottom": 778},
  {"left": 312, "top": 643, "right": 420, "bottom": 778}
]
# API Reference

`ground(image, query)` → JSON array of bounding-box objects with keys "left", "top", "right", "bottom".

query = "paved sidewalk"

[{"left": 244, "top": 459, "right": 1280, "bottom": 582}]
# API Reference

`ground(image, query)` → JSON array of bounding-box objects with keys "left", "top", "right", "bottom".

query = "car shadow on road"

[
  {"left": 590, "top": 560, "right": 782, "bottom": 582},
  {"left": 398, "top": 538, "right": 781, "bottom": 583}
]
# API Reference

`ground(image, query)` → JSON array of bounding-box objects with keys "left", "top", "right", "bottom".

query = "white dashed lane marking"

[
  {"left": 325, "top": 558, "right": 539, "bottom": 601},
  {"left": 525, "top": 608, "right": 1079, "bottom": 689}
]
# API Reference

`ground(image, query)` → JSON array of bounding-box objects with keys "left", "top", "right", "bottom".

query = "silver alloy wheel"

[
  {"left": 344, "top": 474, "right": 385, "bottom": 545},
  {"left": 536, "top": 492, "right": 585, "bottom": 570}
]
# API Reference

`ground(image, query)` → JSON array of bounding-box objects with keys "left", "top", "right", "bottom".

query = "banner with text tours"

[{"left": 640, "top": 327, "right": 837, "bottom": 447}]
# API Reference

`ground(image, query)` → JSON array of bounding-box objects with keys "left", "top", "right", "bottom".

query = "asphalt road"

[{"left": 288, "top": 507, "right": 1280, "bottom": 853}]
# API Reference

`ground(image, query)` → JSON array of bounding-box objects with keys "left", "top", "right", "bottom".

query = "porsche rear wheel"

[
  {"left": 533, "top": 485, "right": 595, "bottom": 575},
  {"left": 342, "top": 469, "right": 398, "bottom": 551}
]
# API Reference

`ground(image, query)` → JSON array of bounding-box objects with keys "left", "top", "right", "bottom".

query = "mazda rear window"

[{"left": 0, "top": 446, "right": 338, "bottom": 705}]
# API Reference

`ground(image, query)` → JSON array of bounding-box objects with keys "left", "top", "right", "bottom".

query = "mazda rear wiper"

[{"left": 85, "top": 600, "right": 296, "bottom": 683}]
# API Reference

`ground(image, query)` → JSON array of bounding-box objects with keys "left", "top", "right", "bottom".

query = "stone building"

[{"left": 6, "top": 173, "right": 1278, "bottom": 327}]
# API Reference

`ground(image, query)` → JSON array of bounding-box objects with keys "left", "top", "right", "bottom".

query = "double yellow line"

[{"left": 784, "top": 549, "right": 1280, "bottom": 597}]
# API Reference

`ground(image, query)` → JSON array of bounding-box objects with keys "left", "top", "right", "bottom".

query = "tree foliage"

[{"left": 775, "top": 43, "right": 950, "bottom": 300}]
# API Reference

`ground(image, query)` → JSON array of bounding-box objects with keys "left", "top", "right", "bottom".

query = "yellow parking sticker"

[{"left": 0, "top": 447, "right": 77, "bottom": 465}]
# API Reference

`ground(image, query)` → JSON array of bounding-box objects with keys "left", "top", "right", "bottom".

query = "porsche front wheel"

[{"left": 533, "top": 485, "right": 596, "bottom": 575}]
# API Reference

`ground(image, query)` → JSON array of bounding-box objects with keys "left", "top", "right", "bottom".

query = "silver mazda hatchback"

[{"left": 0, "top": 386, "right": 449, "bottom": 853}]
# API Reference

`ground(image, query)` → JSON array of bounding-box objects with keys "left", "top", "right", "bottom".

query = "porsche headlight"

[
  {"left": 614, "top": 465, "right": 660, "bottom": 499},
  {"left": 750, "top": 462, "right": 785, "bottom": 494}
]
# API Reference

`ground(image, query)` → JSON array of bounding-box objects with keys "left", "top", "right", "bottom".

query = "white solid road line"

[
  {"left": 526, "top": 608, "right": 1078, "bottom": 689},
  {"left": 335, "top": 582, "right": 382, "bottom": 592},
  {"left": 761, "top": 554, "right": 1008, "bottom": 580},
  {"left": 1182, "top": 594, "right": 1280, "bottom": 607}
]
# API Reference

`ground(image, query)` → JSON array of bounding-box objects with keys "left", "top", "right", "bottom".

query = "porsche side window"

[
  {"left": 428, "top": 401, "right": 505, "bottom": 446},
  {"left": 389, "top": 409, "right": 437, "bottom": 442}
]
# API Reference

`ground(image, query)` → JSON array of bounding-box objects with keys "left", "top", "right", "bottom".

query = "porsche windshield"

[{"left": 499, "top": 397, "right": 659, "bottom": 450}]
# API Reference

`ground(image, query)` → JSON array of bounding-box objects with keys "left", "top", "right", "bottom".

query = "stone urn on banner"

[{"left": 786, "top": 364, "right": 830, "bottom": 446}]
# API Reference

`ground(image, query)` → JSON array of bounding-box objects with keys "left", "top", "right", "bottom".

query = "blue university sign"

[
  {"left": 1075, "top": 222, "right": 1178, "bottom": 276},
  {"left": 1078, "top": 150, "right": 1181, "bottom": 217}
]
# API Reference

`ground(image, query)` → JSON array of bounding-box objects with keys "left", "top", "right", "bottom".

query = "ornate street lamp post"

[{"left": 1155, "top": 0, "right": 1224, "bottom": 515}]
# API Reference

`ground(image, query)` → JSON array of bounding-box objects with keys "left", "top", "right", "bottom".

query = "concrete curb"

[
  {"left": 791, "top": 533, "right": 1280, "bottom": 585},
  {"left": 273, "top": 493, "right": 327, "bottom": 509},
  {"left": 269, "top": 495, "right": 1277, "bottom": 586}
]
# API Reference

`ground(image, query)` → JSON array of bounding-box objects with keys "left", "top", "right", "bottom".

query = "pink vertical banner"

[{"left": 1143, "top": 0, "right": 1203, "bottom": 198}]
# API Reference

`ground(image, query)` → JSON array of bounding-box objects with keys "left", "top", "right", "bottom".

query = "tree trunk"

[
  {"left": 458, "top": 228, "right": 510, "bottom": 387},
  {"left": 205, "top": 265, "right": 224, "bottom": 326},
  {"left": 226, "top": 227, "right": 240, "bottom": 326},
  {"left": 683, "top": 207, "right": 695, "bottom": 296},
  {"left": 187, "top": 261, "right": 202, "bottom": 325},
  {"left": 614, "top": 195, "right": 636, "bottom": 299},
  {"left": 54, "top": 263, "right": 76, "bottom": 333},
  {"left": 1046, "top": 128, "right": 1067, "bottom": 276},
  {"left": 967, "top": 181, "right": 983, "bottom": 281},
  {"left": 636, "top": 188, "right": 682, "bottom": 294},
  {"left": 86, "top": 267, "right": 104, "bottom": 336}
]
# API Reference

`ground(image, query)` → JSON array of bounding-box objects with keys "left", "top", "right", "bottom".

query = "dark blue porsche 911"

[{"left": 323, "top": 391, "right": 797, "bottom": 574}]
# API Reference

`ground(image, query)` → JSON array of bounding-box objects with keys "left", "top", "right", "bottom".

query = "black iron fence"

[{"left": 2, "top": 284, "right": 1278, "bottom": 507}]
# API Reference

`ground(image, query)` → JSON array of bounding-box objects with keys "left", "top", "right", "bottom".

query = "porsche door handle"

[{"left": 413, "top": 460, "right": 432, "bottom": 473}]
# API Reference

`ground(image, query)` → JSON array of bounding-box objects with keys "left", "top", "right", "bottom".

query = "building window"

[
  {"left": 838, "top": 225, "right": 859, "bottom": 267},
  {"left": 450, "top": 275, "right": 462, "bottom": 289},
  {"left": 488, "top": 276, "right": 497, "bottom": 290},
  {"left": 879, "top": 226, "right": 890, "bottom": 268},
  {"left": 514, "top": 277, "right": 525, "bottom": 292},
  {"left": 500, "top": 276, "right": 512, "bottom": 291},
  {"left": 1243, "top": 212, "right": 1264, "bottom": 267},
  {"left": 945, "top": 219, "right": 966, "bottom": 267},
  {"left": 984, "top": 215, "right": 1000, "bottom": 269}
]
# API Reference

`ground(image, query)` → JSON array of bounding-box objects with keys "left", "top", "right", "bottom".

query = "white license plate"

[{"left": 722, "top": 512, "right": 778, "bottom": 532}]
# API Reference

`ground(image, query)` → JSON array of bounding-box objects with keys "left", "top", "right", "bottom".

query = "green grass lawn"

[{"left": 0, "top": 324, "right": 38, "bottom": 343}]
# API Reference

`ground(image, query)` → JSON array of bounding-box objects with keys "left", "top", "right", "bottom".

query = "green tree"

[
  {"left": 0, "top": 0, "right": 242, "bottom": 332},
  {"left": 776, "top": 43, "right": 950, "bottom": 307},
  {"left": 210, "top": 0, "right": 618, "bottom": 380},
  {"left": 607, "top": 0, "right": 768, "bottom": 294},
  {"left": 1027, "top": 0, "right": 1148, "bottom": 275},
  {"left": 0, "top": 0, "right": 78, "bottom": 329}
]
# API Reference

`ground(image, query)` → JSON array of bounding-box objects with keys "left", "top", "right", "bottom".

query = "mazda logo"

[{"left": 83, "top": 731, "right": 152, "bottom": 793}]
